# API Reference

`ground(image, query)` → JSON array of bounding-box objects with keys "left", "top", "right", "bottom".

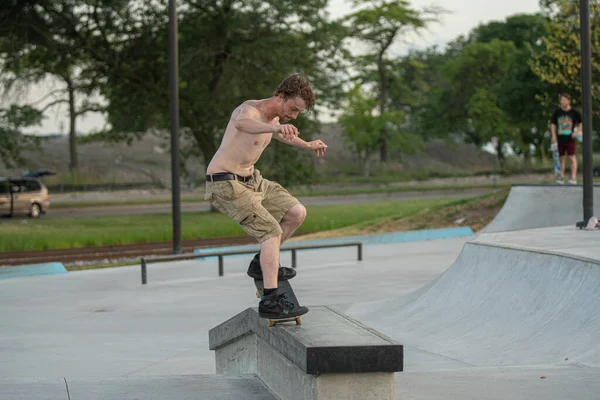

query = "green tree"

[
  {"left": 469, "top": 13, "right": 549, "bottom": 48},
  {"left": 393, "top": 45, "right": 452, "bottom": 142},
  {"left": 339, "top": 85, "right": 417, "bottom": 176},
  {"left": 531, "top": 0, "right": 600, "bottom": 118},
  {"left": 2, "top": 1, "right": 347, "bottom": 185},
  {"left": 431, "top": 40, "right": 518, "bottom": 154},
  {"left": 0, "top": 105, "right": 42, "bottom": 168},
  {"left": 470, "top": 13, "right": 557, "bottom": 158},
  {"left": 339, "top": 87, "right": 385, "bottom": 176},
  {"left": 343, "top": 0, "right": 442, "bottom": 161},
  {"left": 467, "top": 89, "right": 513, "bottom": 161},
  {"left": 101, "top": 0, "right": 347, "bottom": 184},
  {"left": 413, "top": 13, "right": 563, "bottom": 161},
  {"left": 0, "top": 0, "right": 108, "bottom": 174}
]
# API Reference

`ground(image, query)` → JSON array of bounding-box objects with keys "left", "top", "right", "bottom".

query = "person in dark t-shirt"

[{"left": 551, "top": 93, "right": 582, "bottom": 184}]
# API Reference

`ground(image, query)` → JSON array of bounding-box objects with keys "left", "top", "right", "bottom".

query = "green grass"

[
  {"left": 51, "top": 184, "right": 501, "bottom": 210},
  {"left": 50, "top": 195, "right": 202, "bottom": 209},
  {"left": 0, "top": 197, "right": 463, "bottom": 252},
  {"left": 291, "top": 183, "right": 506, "bottom": 196}
]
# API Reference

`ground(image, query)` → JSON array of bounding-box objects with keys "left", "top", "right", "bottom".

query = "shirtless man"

[{"left": 204, "top": 73, "right": 327, "bottom": 319}]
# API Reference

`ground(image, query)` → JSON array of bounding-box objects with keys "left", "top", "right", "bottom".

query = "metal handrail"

[{"left": 140, "top": 241, "right": 363, "bottom": 284}]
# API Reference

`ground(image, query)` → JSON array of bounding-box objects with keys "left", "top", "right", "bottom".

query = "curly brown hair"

[
  {"left": 560, "top": 93, "right": 571, "bottom": 101},
  {"left": 273, "top": 73, "right": 315, "bottom": 111}
]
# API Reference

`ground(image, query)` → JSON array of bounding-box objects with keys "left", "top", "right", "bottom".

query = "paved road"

[{"left": 44, "top": 188, "right": 491, "bottom": 219}]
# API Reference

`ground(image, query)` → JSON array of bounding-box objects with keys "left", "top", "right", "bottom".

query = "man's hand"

[
  {"left": 276, "top": 124, "right": 299, "bottom": 142},
  {"left": 551, "top": 142, "right": 558, "bottom": 152},
  {"left": 308, "top": 140, "right": 327, "bottom": 157}
]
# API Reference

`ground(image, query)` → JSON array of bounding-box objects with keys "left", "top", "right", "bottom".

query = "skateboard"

[
  {"left": 254, "top": 279, "right": 307, "bottom": 327},
  {"left": 552, "top": 146, "right": 561, "bottom": 182}
]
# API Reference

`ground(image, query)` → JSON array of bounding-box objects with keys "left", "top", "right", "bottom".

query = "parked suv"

[{"left": 0, "top": 177, "right": 50, "bottom": 218}]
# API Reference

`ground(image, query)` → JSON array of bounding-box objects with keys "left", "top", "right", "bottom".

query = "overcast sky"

[{"left": 21, "top": 0, "right": 541, "bottom": 135}]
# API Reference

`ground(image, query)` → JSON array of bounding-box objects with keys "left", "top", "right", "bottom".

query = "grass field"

[
  {"left": 295, "top": 189, "right": 508, "bottom": 241},
  {"left": 0, "top": 197, "right": 465, "bottom": 252},
  {"left": 49, "top": 183, "right": 503, "bottom": 209},
  {"left": 63, "top": 191, "right": 506, "bottom": 271}
]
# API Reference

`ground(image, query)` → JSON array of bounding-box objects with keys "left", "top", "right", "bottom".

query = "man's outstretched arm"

[
  {"left": 234, "top": 104, "right": 278, "bottom": 134},
  {"left": 235, "top": 105, "right": 298, "bottom": 142},
  {"left": 274, "top": 131, "right": 327, "bottom": 157},
  {"left": 274, "top": 131, "right": 310, "bottom": 149}
]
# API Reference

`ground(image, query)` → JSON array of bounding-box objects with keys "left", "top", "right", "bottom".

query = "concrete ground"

[
  {"left": 3, "top": 366, "right": 598, "bottom": 400},
  {"left": 0, "top": 375, "right": 280, "bottom": 400},
  {"left": 396, "top": 366, "right": 600, "bottom": 400},
  {"left": 0, "top": 237, "right": 467, "bottom": 379},
  {"left": 2, "top": 227, "right": 600, "bottom": 399}
]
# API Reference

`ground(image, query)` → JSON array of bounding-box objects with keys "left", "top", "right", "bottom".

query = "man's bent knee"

[{"left": 284, "top": 204, "right": 307, "bottom": 225}]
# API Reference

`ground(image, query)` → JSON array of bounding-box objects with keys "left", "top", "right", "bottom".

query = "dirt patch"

[{"left": 290, "top": 189, "right": 509, "bottom": 241}]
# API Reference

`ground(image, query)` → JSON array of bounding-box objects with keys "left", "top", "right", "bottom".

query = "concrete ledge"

[
  {"left": 209, "top": 306, "right": 403, "bottom": 400},
  {"left": 209, "top": 306, "right": 403, "bottom": 374}
]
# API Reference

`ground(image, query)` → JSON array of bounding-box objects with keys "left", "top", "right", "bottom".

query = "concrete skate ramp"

[
  {"left": 346, "top": 241, "right": 600, "bottom": 369},
  {"left": 482, "top": 184, "right": 600, "bottom": 233}
]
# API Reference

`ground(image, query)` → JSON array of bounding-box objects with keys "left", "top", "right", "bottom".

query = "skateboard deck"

[
  {"left": 254, "top": 279, "right": 306, "bottom": 327},
  {"left": 553, "top": 148, "right": 561, "bottom": 181}
]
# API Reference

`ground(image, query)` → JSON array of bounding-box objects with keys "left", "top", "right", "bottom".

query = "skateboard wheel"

[
  {"left": 268, "top": 320, "right": 275, "bottom": 327},
  {"left": 296, "top": 316, "right": 302, "bottom": 325},
  {"left": 255, "top": 290, "right": 261, "bottom": 299}
]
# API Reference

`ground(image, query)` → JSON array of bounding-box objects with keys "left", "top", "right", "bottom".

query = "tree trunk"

[
  {"left": 65, "top": 75, "right": 78, "bottom": 174},
  {"left": 497, "top": 139, "right": 505, "bottom": 170},
  {"left": 465, "top": 131, "right": 482, "bottom": 146},
  {"left": 376, "top": 29, "right": 398, "bottom": 163},
  {"left": 378, "top": 55, "right": 389, "bottom": 162},
  {"left": 361, "top": 153, "right": 371, "bottom": 177},
  {"left": 379, "top": 136, "right": 388, "bottom": 163}
]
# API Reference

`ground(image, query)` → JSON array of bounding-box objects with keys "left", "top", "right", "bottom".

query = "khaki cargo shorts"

[{"left": 204, "top": 169, "right": 300, "bottom": 243}]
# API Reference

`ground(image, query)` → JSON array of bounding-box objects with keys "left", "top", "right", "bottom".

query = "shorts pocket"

[{"left": 235, "top": 206, "right": 280, "bottom": 241}]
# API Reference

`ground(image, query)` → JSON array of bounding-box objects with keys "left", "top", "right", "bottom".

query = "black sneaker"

[
  {"left": 258, "top": 289, "right": 309, "bottom": 319},
  {"left": 247, "top": 252, "right": 296, "bottom": 281}
]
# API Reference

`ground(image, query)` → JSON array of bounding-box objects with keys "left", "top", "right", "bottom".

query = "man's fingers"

[
  {"left": 280, "top": 124, "right": 298, "bottom": 141},
  {"left": 311, "top": 140, "right": 327, "bottom": 157}
]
